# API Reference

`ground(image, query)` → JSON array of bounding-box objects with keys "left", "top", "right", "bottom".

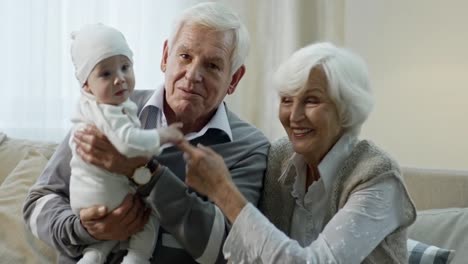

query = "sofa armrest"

[{"left": 402, "top": 167, "right": 468, "bottom": 210}]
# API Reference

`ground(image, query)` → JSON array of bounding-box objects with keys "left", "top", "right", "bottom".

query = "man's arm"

[
  {"left": 22, "top": 133, "right": 149, "bottom": 258},
  {"left": 22, "top": 133, "right": 97, "bottom": 258},
  {"left": 71, "top": 113, "right": 270, "bottom": 263},
  {"left": 145, "top": 139, "right": 269, "bottom": 263}
]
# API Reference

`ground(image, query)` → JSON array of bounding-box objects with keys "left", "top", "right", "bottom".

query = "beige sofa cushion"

[
  {"left": 409, "top": 208, "right": 468, "bottom": 264},
  {"left": 0, "top": 149, "right": 57, "bottom": 263},
  {"left": 403, "top": 167, "right": 468, "bottom": 210}
]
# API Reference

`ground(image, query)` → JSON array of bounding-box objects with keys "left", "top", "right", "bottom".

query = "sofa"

[
  {"left": 0, "top": 132, "right": 467, "bottom": 263},
  {"left": 405, "top": 167, "right": 468, "bottom": 263}
]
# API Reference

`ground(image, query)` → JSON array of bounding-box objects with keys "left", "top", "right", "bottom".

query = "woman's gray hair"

[
  {"left": 274, "top": 42, "right": 374, "bottom": 136},
  {"left": 168, "top": 2, "right": 249, "bottom": 75}
]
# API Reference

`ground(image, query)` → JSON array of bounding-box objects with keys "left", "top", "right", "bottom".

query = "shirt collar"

[
  {"left": 289, "top": 132, "right": 357, "bottom": 191},
  {"left": 140, "top": 84, "right": 233, "bottom": 141},
  {"left": 317, "top": 132, "right": 357, "bottom": 191},
  {"left": 140, "top": 84, "right": 165, "bottom": 114},
  {"left": 188, "top": 100, "right": 233, "bottom": 141}
]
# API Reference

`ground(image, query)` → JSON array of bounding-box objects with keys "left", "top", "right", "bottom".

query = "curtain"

[
  {"left": 0, "top": 0, "right": 185, "bottom": 142},
  {"left": 224, "top": 0, "right": 345, "bottom": 140},
  {"left": 0, "top": 0, "right": 344, "bottom": 142}
]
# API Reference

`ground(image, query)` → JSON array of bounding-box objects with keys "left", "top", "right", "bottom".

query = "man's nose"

[{"left": 185, "top": 63, "right": 203, "bottom": 82}]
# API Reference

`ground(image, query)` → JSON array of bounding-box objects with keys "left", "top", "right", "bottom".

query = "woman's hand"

[
  {"left": 177, "top": 141, "right": 231, "bottom": 198},
  {"left": 79, "top": 194, "right": 150, "bottom": 241},
  {"left": 177, "top": 140, "right": 247, "bottom": 223},
  {"left": 73, "top": 125, "right": 148, "bottom": 177}
]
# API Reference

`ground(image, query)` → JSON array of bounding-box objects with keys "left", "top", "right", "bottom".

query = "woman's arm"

[
  {"left": 225, "top": 176, "right": 405, "bottom": 263},
  {"left": 178, "top": 141, "right": 246, "bottom": 223},
  {"left": 178, "top": 141, "right": 406, "bottom": 263}
]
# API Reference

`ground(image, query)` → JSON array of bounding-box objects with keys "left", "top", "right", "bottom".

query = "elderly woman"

[{"left": 178, "top": 42, "right": 416, "bottom": 263}]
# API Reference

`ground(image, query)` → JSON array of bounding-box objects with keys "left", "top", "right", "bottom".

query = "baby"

[{"left": 69, "top": 24, "right": 182, "bottom": 264}]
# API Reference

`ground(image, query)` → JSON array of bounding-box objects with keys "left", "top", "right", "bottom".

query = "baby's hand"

[{"left": 159, "top": 122, "right": 184, "bottom": 145}]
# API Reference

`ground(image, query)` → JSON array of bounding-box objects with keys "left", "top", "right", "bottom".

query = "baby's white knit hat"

[{"left": 70, "top": 23, "right": 133, "bottom": 86}]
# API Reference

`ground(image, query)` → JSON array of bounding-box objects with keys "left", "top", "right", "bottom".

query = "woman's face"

[{"left": 279, "top": 66, "right": 343, "bottom": 164}]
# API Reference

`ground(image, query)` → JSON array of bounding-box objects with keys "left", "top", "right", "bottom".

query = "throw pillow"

[
  {"left": 409, "top": 208, "right": 467, "bottom": 263},
  {"left": 407, "top": 239, "right": 454, "bottom": 264},
  {"left": 0, "top": 134, "right": 57, "bottom": 184}
]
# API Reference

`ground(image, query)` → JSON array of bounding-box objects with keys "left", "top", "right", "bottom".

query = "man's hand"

[
  {"left": 79, "top": 194, "right": 150, "bottom": 241},
  {"left": 74, "top": 125, "right": 148, "bottom": 177}
]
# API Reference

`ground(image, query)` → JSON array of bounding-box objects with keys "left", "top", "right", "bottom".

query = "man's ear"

[
  {"left": 227, "top": 65, "right": 246, "bottom": 95},
  {"left": 160, "top": 40, "right": 169, "bottom": 72}
]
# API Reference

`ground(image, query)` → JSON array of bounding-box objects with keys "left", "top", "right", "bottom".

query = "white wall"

[{"left": 345, "top": 0, "right": 468, "bottom": 170}]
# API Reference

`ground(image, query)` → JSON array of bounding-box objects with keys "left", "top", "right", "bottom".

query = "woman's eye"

[
  {"left": 281, "top": 97, "right": 292, "bottom": 104},
  {"left": 306, "top": 97, "right": 319, "bottom": 104},
  {"left": 122, "top": 64, "right": 130, "bottom": 71},
  {"left": 180, "top": 54, "right": 190, "bottom": 60}
]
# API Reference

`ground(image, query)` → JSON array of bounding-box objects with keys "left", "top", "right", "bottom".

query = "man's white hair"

[
  {"left": 168, "top": 2, "right": 249, "bottom": 74},
  {"left": 274, "top": 42, "right": 374, "bottom": 136}
]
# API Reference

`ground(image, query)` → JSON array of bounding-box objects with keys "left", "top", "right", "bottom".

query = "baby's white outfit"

[{"left": 70, "top": 90, "right": 161, "bottom": 264}]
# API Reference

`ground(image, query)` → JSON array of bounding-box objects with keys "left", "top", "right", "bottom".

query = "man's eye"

[
  {"left": 180, "top": 54, "right": 190, "bottom": 60},
  {"left": 208, "top": 63, "right": 220, "bottom": 71}
]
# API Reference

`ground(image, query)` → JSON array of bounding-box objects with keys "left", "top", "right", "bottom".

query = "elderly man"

[{"left": 23, "top": 3, "right": 269, "bottom": 264}]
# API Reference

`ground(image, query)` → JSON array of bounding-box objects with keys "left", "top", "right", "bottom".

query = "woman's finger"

[
  {"left": 196, "top": 143, "right": 217, "bottom": 155},
  {"left": 177, "top": 140, "right": 202, "bottom": 158},
  {"left": 183, "top": 152, "right": 191, "bottom": 163}
]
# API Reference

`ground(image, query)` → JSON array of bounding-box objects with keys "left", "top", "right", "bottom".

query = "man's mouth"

[{"left": 178, "top": 87, "right": 202, "bottom": 97}]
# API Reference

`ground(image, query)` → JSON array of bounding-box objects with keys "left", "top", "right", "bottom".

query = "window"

[{"left": 0, "top": 0, "right": 185, "bottom": 142}]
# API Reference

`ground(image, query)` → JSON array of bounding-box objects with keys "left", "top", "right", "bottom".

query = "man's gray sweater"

[{"left": 23, "top": 89, "right": 270, "bottom": 264}]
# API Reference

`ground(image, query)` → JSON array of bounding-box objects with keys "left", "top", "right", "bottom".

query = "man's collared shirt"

[{"left": 138, "top": 85, "right": 233, "bottom": 146}]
